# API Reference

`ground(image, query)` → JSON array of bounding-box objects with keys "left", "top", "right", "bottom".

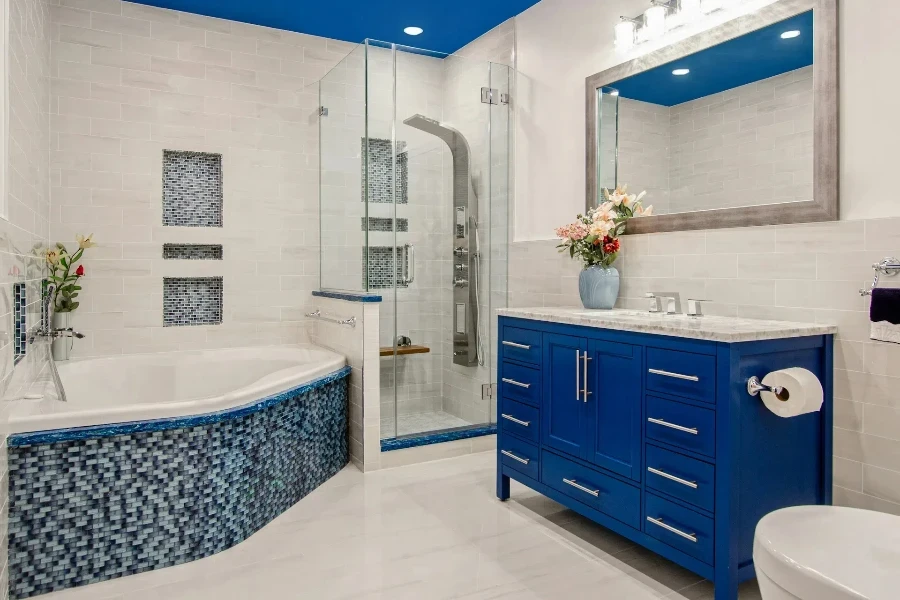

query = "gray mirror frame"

[{"left": 585, "top": 0, "right": 838, "bottom": 234}]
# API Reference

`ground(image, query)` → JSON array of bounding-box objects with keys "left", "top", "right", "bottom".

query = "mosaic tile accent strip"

[
  {"left": 361, "top": 217, "right": 409, "bottom": 232},
  {"left": 163, "top": 277, "right": 223, "bottom": 326},
  {"left": 163, "top": 243, "right": 224, "bottom": 260},
  {"left": 13, "top": 282, "right": 26, "bottom": 364},
  {"left": 162, "top": 150, "right": 223, "bottom": 227},
  {"left": 363, "top": 246, "right": 408, "bottom": 290},
  {"left": 7, "top": 372, "right": 350, "bottom": 599},
  {"left": 362, "top": 138, "right": 408, "bottom": 204},
  {"left": 381, "top": 424, "right": 497, "bottom": 452}
]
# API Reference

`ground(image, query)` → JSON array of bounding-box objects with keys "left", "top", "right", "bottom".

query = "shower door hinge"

[
  {"left": 482, "top": 88, "right": 510, "bottom": 105},
  {"left": 318, "top": 106, "right": 329, "bottom": 116},
  {"left": 482, "top": 383, "right": 496, "bottom": 400}
]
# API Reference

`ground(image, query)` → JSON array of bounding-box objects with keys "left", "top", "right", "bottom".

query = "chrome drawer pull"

[
  {"left": 501, "top": 450, "right": 530, "bottom": 465},
  {"left": 646, "top": 517, "right": 698, "bottom": 543},
  {"left": 648, "top": 467, "right": 698, "bottom": 489},
  {"left": 648, "top": 368, "right": 700, "bottom": 382},
  {"left": 502, "top": 378, "right": 531, "bottom": 389},
  {"left": 501, "top": 414, "right": 530, "bottom": 427},
  {"left": 502, "top": 341, "right": 531, "bottom": 350},
  {"left": 563, "top": 478, "right": 600, "bottom": 497},
  {"left": 647, "top": 417, "right": 699, "bottom": 435}
]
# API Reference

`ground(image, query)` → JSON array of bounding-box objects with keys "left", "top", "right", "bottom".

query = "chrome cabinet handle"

[
  {"left": 647, "top": 417, "right": 699, "bottom": 435},
  {"left": 563, "top": 478, "right": 600, "bottom": 497},
  {"left": 502, "top": 378, "right": 531, "bottom": 389},
  {"left": 648, "top": 368, "right": 699, "bottom": 382},
  {"left": 502, "top": 341, "right": 531, "bottom": 350},
  {"left": 646, "top": 517, "right": 697, "bottom": 543},
  {"left": 582, "top": 351, "right": 591, "bottom": 403},
  {"left": 648, "top": 467, "right": 698, "bottom": 489},
  {"left": 501, "top": 414, "right": 530, "bottom": 427},
  {"left": 501, "top": 450, "right": 530, "bottom": 465},
  {"left": 575, "top": 349, "right": 580, "bottom": 401}
]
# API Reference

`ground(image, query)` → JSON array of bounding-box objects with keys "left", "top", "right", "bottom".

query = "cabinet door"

[
  {"left": 541, "top": 333, "right": 589, "bottom": 460},
  {"left": 587, "top": 339, "right": 642, "bottom": 481}
]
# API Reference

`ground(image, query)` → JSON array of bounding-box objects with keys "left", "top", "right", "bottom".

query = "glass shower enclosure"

[{"left": 318, "top": 41, "right": 511, "bottom": 442}]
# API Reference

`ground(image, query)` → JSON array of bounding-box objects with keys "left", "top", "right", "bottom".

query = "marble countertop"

[{"left": 497, "top": 307, "right": 837, "bottom": 343}]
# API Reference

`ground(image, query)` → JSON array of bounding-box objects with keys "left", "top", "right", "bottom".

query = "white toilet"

[{"left": 753, "top": 505, "right": 900, "bottom": 600}]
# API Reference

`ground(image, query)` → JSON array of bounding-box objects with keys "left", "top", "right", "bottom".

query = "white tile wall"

[
  {"left": 0, "top": 0, "right": 52, "bottom": 595},
  {"left": 48, "top": 0, "right": 356, "bottom": 357},
  {"left": 614, "top": 66, "right": 813, "bottom": 215},
  {"left": 511, "top": 217, "right": 900, "bottom": 515}
]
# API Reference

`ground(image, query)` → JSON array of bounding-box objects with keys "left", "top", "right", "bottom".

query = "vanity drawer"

[
  {"left": 644, "top": 492, "right": 714, "bottom": 565},
  {"left": 541, "top": 450, "right": 640, "bottom": 529},
  {"left": 499, "top": 397, "right": 540, "bottom": 445},
  {"left": 645, "top": 395, "right": 716, "bottom": 458},
  {"left": 501, "top": 326, "right": 542, "bottom": 366},
  {"left": 645, "top": 444, "right": 715, "bottom": 512},
  {"left": 646, "top": 347, "right": 715, "bottom": 403},
  {"left": 499, "top": 436, "right": 540, "bottom": 481},
  {"left": 500, "top": 362, "right": 541, "bottom": 407}
]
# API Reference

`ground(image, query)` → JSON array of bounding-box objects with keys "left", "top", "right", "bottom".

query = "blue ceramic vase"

[{"left": 578, "top": 265, "right": 619, "bottom": 310}]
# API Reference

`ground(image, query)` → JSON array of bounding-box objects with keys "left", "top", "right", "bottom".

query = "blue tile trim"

[
  {"left": 312, "top": 290, "right": 383, "bottom": 303},
  {"left": 381, "top": 424, "right": 497, "bottom": 452},
  {"left": 9, "top": 366, "right": 352, "bottom": 447}
]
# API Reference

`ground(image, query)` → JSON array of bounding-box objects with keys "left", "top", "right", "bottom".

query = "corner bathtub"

[{"left": 6, "top": 345, "right": 351, "bottom": 600}]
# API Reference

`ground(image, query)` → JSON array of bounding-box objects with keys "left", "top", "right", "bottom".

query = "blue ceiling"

[
  {"left": 610, "top": 11, "right": 814, "bottom": 106},
  {"left": 130, "top": 0, "right": 539, "bottom": 55}
]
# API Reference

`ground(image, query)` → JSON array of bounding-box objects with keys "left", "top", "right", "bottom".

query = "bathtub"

[
  {"left": 9, "top": 344, "right": 346, "bottom": 434},
  {"left": 7, "top": 345, "right": 351, "bottom": 599}
]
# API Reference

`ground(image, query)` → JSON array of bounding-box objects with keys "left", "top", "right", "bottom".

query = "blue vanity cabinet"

[{"left": 496, "top": 316, "right": 834, "bottom": 600}]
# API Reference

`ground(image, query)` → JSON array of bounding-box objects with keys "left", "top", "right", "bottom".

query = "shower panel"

[{"left": 402, "top": 114, "right": 480, "bottom": 367}]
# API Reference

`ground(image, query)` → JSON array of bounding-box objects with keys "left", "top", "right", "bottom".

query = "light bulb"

[
  {"left": 615, "top": 20, "right": 636, "bottom": 50},
  {"left": 644, "top": 5, "right": 667, "bottom": 40}
]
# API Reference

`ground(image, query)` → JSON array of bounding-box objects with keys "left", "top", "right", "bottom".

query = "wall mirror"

[{"left": 586, "top": 0, "right": 837, "bottom": 234}]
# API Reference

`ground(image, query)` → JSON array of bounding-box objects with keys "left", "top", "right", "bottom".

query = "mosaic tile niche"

[
  {"left": 162, "top": 150, "right": 223, "bottom": 227},
  {"left": 6, "top": 370, "right": 350, "bottom": 599},
  {"left": 163, "top": 277, "right": 223, "bottom": 326},
  {"left": 163, "top": 243, "right": 224, "bottom": 260},
  {"left": 362, "top": 138, "right": 408, "bottom": 204},
  {"left": 364, "top": 246, "right": 408, "bottom": 289},
  {"left": 361, "top": 217, "right": 409, "bottom": 232}
]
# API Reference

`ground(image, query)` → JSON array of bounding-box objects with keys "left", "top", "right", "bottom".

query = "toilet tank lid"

[{"left": 754, "top": 506, "right": 900, "bottom": 600}]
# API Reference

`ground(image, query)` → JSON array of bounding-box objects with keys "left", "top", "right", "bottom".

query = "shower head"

[{"left": 402, "top": 114, "right": 466, "bottom": 150}]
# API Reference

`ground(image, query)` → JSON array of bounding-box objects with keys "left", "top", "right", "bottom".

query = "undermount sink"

[{"left": 574, "top": 309, "right": 668, "bottom": 318}]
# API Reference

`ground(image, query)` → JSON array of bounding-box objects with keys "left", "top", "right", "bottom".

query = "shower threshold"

[{"left": 380, "top": 422, "right": 497, "bottom": 452}]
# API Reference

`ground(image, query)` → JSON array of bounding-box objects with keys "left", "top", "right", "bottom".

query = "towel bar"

[{"left": 305, "top": 310, "right": 356, "bottom": 328}]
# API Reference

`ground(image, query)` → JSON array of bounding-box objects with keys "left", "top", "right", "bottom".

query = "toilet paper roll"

[{"left": 760, "top": 367, "right": 824, "bottom": 419}]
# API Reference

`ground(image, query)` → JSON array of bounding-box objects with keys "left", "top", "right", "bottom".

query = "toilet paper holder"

[{"left": 747, "top": 376, "right": 787, "bottom": 400}]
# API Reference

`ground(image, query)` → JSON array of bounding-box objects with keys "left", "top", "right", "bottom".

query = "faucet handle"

[
  {"left": 686, "top": 299, "right": 710, "bottom": 317},
  {"left": 645, "top": 293, "right": 662, "bottom": 313}
]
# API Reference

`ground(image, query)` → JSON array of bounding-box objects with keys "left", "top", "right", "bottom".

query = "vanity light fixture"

[
  {"left": 643, "top": 4, "right": 669, "bottom": 40},
  {"left": 403, "top": 26, "right": 423, "bottom": 36},
  {"left": 616, "top": 0, "right": 749, "bottom": 52},
  {"left": 615, "top": 17, "right": 639, "bottom": 50},
  {"left": 672, "top": 68, "right": 691, "bottom": 75},
  {"left": 781, "top": 29, "right": 801, "bottom": 39}
]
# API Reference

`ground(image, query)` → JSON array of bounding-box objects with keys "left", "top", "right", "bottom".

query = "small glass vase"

[
  {"left": 51, "top": 311, "right": 73, "bottom": 361},
  {"left": 578, "top": 265, "right": 620, "bottom": 310}
]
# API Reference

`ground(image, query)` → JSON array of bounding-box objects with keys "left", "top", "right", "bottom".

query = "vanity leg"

[
  {"left": 497, "top": 471, "right": 510, "bottom": 501},
  {"left": 713, "top": 574, "right": 739, "bottom": 600}
]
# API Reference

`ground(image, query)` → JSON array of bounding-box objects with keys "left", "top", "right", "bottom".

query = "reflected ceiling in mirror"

[{"left": 598, "top": 10, "right": 814, "bottom": 217}]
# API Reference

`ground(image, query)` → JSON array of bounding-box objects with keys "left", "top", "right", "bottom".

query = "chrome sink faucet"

[{"left": 646, "top": 292, "right": 681, "bottom": 315}]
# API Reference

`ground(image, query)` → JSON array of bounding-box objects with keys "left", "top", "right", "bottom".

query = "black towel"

[{"left": 870, "top": 288, "right": 900, "bottom": 324}]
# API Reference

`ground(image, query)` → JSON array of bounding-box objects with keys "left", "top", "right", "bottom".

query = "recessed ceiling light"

[
  {"left": 781, "top": 30, "right": 801, "bottom": 39},
  {"left": 672, "top": 68, "right": 690, "bottom": 76},
  {"left": 404, "top": 26, "right": 424, "bottom": 36}
]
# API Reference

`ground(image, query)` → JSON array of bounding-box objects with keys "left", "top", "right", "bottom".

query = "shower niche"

[{"left": 318, "top": 40, "right": 511, "bottom": 443}]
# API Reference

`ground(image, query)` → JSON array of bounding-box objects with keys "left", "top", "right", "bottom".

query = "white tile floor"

[
  {"left": 381, "top": 410, "right": 473, "bottom": 438},
  {"left": 37, "top": 452, "right": 762, "bottom": 600}
]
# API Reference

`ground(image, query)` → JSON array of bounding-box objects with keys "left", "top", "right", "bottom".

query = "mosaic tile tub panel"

[
  {"left": 7, "top": 371, "right": 350, "bottom": 599},
  {"left": 162, "top": 150, "right": 223, "bottom": 227}
]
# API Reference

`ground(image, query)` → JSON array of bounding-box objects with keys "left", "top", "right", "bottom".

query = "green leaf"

[{"left": 69, "top": 301, "right": 80, "bottom": 310}]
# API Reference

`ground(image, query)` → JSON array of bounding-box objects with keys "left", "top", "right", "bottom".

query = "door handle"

[
  {"left": 501, "top": 450, "right": 530, "bottom": 465},
  {"left": 502, "top": 340, "right": 531, "bottom": 350},
  {"left": 502, "top": 378, "right": 531, "bottom": 389},
  {"left": 582, "top": 351, "right": 591, "bottom": 403},
  {"left": 563, "top": 478, "right": 600, "bottom": 497},
  {"left": 647, "top": 467, "right": 698, "bottom": 489},
  {"left": 647, "top": 417, "right": 699, "bottom": 435},
  {"left": 648, "top": 368, "right": 699, "bottom": 382},
  {"left": 646, "top": 517, "right": 697, "bottom": 543},
  {"left": 501, "top": 414, "right": 530, "bottom": 427}
]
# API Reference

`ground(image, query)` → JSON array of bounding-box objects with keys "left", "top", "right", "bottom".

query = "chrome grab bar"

[
  {"left": 502, "top": 340, "right": 531, "bottom": 350},
  {"left": 563, "top": 478, "right": 600, "bottom": 497},
  {"left": 502, "top": 378, "right": 530, "bottom": 389},
  {"left": 648, "top": 467, "right": 698, "bottom": 489},
  {"left": 501, "top": 414, "right": 530, "bottom": 427},
  {"left": 501, "top": 450, "right": 529, "bottom": 465},
  {"left": 647, "top": 417, "right": 699, "bottom": 435},
  {"left": 305, "top": 309, "right": 356, "bottom": 328},
  {"left": 648, "top": 368, "right": 699, "bottom": 382},
  {"left": 646, "top": 517, "right": 698, "bottom": 543}
]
